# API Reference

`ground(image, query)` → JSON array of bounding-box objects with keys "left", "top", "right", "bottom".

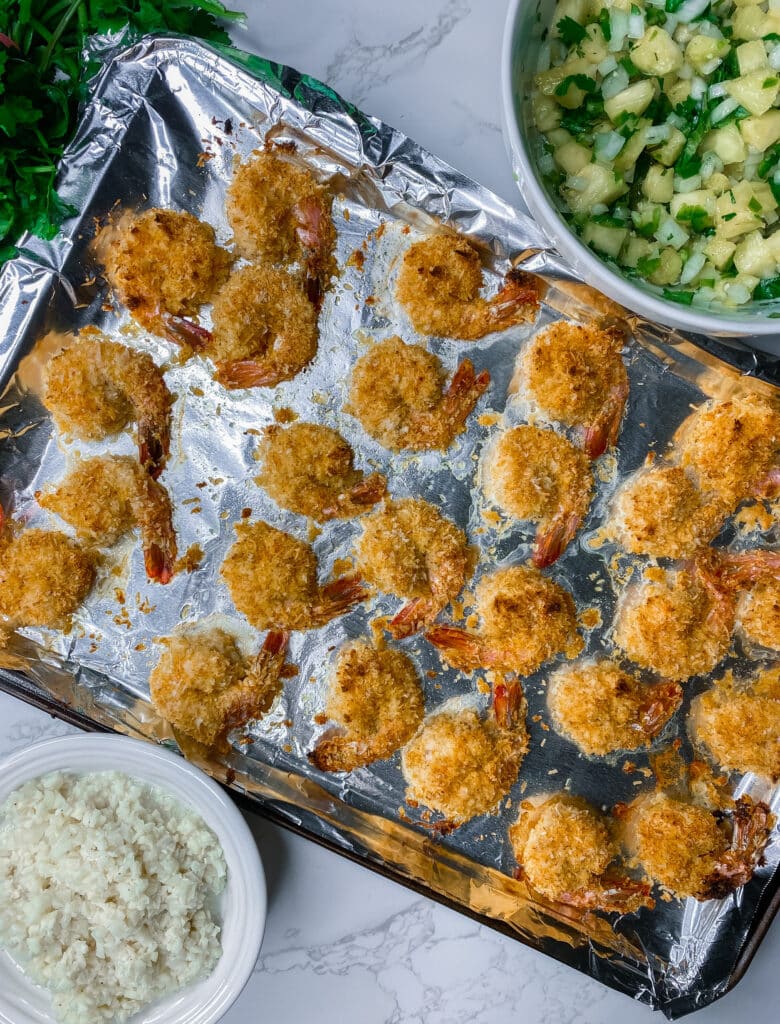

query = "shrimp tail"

[
  {"left": 245, "top": 628, "right": 289, "bottom": 702},
  {"left": 425, "top": 625, "right": 484, "bottom": 671},
  {"left": 583, "top": 378, "right": 630, "bottom": 459},
  {"left": 492, "top": 678, "right": 524, "bottom": 731},
  {"left": 135, "top": 476, "right": 177, "bottom": 585},
  {"left": 215, "top": 359, "right": 283, "bottom": 390},
  {"left": 388, "top": 597, "right": 440, "bottom": 639},
  {"left": 488, "top": 269, "right": 540, "bottom": 330},
  {"left": 320, "top": 472, "right": 387, "bottom": 519},
  {"left": 294, "top": 196, "right": 330, "bottom": 310},
  {"left": 635, "top": 680, "right": 683, "bottom": 738},
  {"left": 159, "top": 311, "right": 213, "bottom": 351},
  {"left": 309, "top": 729, "right": 369, "bottom": 773},
  {"left": 532, "top": 510, "right": 582, "bottom": 568},
  {"left": 702, "top": 796, "right": 772, "bottom": 898},
  {"left": 440, "top": 358, "right": 490, "bottom": 428},
  {"left": 559, "top": 871, "right": 655, "bottom": 913},
  {"left": 720, "top": 549, "right": 780, "bottom": 589},
  {"left": 138, "top": 419, "right": 170, "bottom": 481},
  {"left": 311, "top": 574, "right": 368, "bottom": 625}
]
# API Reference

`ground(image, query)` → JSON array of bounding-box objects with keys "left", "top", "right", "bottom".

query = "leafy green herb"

[
  {"left": 634, "top": 206, "right": 661, "bottom": 238},
  {"left": 598, "top": 8, "right": 611, "bottom": 40},
  {"left": 722, "top": 212, "right": 737, "bottom": 221},
  {"left": 646, "top": 7, "right": 667, "bottom": 26},
  {"left": 592, "top": 213, "right": 627, "bottom": 227},
  {"left": 749, "top": 196, "right": 763, "bottom": 213},
  {"left": 620, "top": 56, "right": 639, "bottom": 77},
  {"left": 665, "top": 0, "right": 686, "bottom": 12},
  {"left": 770, "top": 178, "right": 780, "bottom": 206},
  {"left": 662, "top": 288, "right": 695, "bottom": 304},
  {"left": 554, "top": 73, "right": 597, "bottom": 97},
  {"left": 557, "top": 16, "right": 587, "bottom": 45},
  {"left": 673, "top": 97, "right": 710, "bottom": 179},
  {"left": 0, "top": 0, "right": 245, "bottom": 264},
  {"left": 764, "top": 33, "right": 780, "bottom": 42},
  {"left": 758, "top": 143, "right": 780, "bottom": 179},
  {"left": 636, "top": 254, "right": 661, "bottom": 276},
  {"left": 753, "top": 275, "right": 780, "bottom": 300},
  {"left": 559, "top": 94, "right": 604, "bottom": 133},
  {"left": 675, "top": 204, "right": 712, "bottom": 232},
  {"left": 765, "top": 77, "right": 780, "bottom": 89}
]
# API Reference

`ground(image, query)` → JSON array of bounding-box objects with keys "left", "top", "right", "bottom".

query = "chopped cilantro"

[
  {"left": 646, "top": 7, "right": 667, "bottom": 25},
  {"left": 665, "top": 0, "right": 686, "bottom": 11},
  {"left": 722, "top": 212, "right": 737, "bottom": 221},
  {"left": 592, "top": 213, "right": 627, "bottom": 227},
  {"left": 556, "top": 16, "right": 587, "bottom": 45},
  {"left": 636, "top": 254, "right": 661, "bottom": 276},
  {"left": 765, "top": 33, "right": 780, "bottom": 42},
  {"left": 749, "top": 196, "right": 763, "bottom": 214},
  {"left": 675, "top": 204, "right": 712, "bottom": 232},
  {"left": 662, "top": 288, "right": 695, "bottom": 305},
  {"left": 560, "top": 94, "right": 605, "bottom": 134},
  {"left": 620, "top": 56, "right": 639, "bottom": 77},
  {"left": 770, "top": 179, "right": 780, "bottom": 206},
  {"left": 634, "top": 206, "right": 661, "bottom": 238},
  {"left": 598, "top": 8, "right": 611, "bottom": 41},
  {"left": 554, "top": 74, "right": 597, "bottom": 97},
  {"left": 758, "top": 143, "right": 780, "bottom": 179},
  {"left": 753, "top": 275, "right": 780, "bottom": 301},
  {"left": 764, "top": 77, "right": 779, "bottom": 89}
]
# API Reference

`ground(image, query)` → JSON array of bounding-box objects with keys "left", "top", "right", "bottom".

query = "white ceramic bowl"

[
  {"left": 0, "top": 734, "right": 266, "bottom": 1024},
  {"left": 500, "top": 0, "right": 780, "bottom": 339}
]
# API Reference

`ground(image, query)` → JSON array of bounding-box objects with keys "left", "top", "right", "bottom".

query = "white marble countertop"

[{"left": 2, "top": 1, "right": 778, "bottom": 1021}]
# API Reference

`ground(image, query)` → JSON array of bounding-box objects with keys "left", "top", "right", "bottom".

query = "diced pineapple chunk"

[
  {"left": 533, "top": 93, "right": 562, "bottom": 132},
  {"left": 766, "top": 230, "right": 780, "bottom": 261},
  {"left": 648, "top": 247, "right": 683, "bottom": 286},
  {"left": 732, "top": 5, "right": 767, "bottom": 40},
  {"left": 547, "top": 128, "right": 572, "bottom": 148},
  {"left": 551, "top": 0, "right": 589, "bottom": 31},
  {"left": 535, "top": 58, "right": 594, "bottom": 110},
  {"left": 751, "top": 181, "right": 778, "bottom": 213},
  {"left": 665, "top": 77, "right": 691, "bottom": 108},
  {"left": 652, "top": 127, "right": 686, "bottom": 166},
  {"left": 582, "top": 222, "right": 629, "bottom": 258},
  {"left": 734, "top": 230, "right": 778, "bottom": 277},
  {"left": 736, "top": 40, "right": 768, "bottom": 75},
  {"left": 740, "top": 110, "right": 780, "bottom": 151},
  {"left": 614, "top": 121, "right": 650, "bottom": 172},
  {"left": 716, "top": 183, "right": 764, "bottom": 239},
  {"left": 622, "top": 236, "right": 657, "bottom": 269},
  {"left": 726, "top": 72, "right": 780, "bottom": 118},
  {"left": 643, "top": 165, "right": 674, "bottom": 203},
  {"left": 703, "top": 123, "right": 747, "bottom": 165},
  {"left": 685, "top": 36, "right": 729, "bottom": 75},
  {"left": 670, "top": 189, "right": 717, "bottom": 224},
  {"left": 631, "top": 28, "right": 683, "bottom": 76},
  {"left": 604, "top": 80, "right": 656, "bottom": 123},
  {"left": 565, "top": 163, "right": 627, "bottom": 214},
  {"left": 704, "top": 172, "right": 731, "bottom": 194},
  {"left": 580, "top": 24, "right": 609, "bottom": 64},
  {"left": 704, "top": 237, "right": 737, "bottom": 270},
  {"left": 555, "top": 141, "right": 593, "bottom": 175}
]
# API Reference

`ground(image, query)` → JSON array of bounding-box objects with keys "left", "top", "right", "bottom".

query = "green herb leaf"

[
  {"left": 554, "top": 73, "right": 597, "bottom": 97},
  {"left": 556, "top": 16, "right": 587, "bottom": 46},
  {"left": 753, "top": 275, "right": 780, "bottom": 300},
  {"left": 662, "top": 288, "right": 695, "bottom": 304},
  {"left": 636, "top": 254, "right": 661, "bottom": 276},
  {"left": 598, "top": 8, "right": 611, "bottom": 41},
  {"left": 675, "top": 204, "right": 712, "bottom": 232},
  {"left": 665, "top": 0, "right": 686, "bottom": 12}
]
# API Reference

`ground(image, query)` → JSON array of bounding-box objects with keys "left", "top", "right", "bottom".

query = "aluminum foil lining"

[{"left": 0, "top": 35, "right": 778, "bottom": 1018}]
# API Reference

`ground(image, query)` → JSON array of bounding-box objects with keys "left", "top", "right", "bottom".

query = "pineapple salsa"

[{"left": 532, "top": 0, "right": 780, "bottom": 308}]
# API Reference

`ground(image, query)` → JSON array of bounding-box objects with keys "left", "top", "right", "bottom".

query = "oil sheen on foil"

[{"left": 0, "top": 36, "right": 778, "bottom": 1018}]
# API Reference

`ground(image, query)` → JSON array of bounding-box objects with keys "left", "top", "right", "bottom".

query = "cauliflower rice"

[{"left": 0, "top": 770, "right": 227, "bottom": 1024}]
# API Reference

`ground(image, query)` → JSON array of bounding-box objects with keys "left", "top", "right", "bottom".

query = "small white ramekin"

[
  {"left": 0, "top": 734, "right": 266, "bottom": 1024},
  {"left": 501, "top": 0, "right": 780, "bottom": 341}
]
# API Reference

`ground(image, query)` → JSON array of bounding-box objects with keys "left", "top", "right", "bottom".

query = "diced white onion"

[
  {"left": 724, "top": 282, "right": 752, "bottom": 304},
  {"left": 677, "top": 0, "right": 711, "bottom": 23},
  {"left": 536, "top": 42, "right": 551, "bottom": 73},
  {"left": 592, "top": 203, "right": 609, "bottom": 215},
  {"left": 708, "top": 81, "right": 728, "bottom": 99},
  {"left": 744, "top": 151, "right": 763, "bottom": 180},
  {"left": 690, "top": 76, "right": 706, "bottom": 100},
  {"left": 595, "top": 130, "right": 627, "bottom": 161},
  {"left": 655, "top": 215, "right": 689, "bottom": 250},
  {"left": 628, "top": 12, "right": 645, "bottom": 39},
  {"left": 602, "top": 66, "right": 630, "bottom": 99},
  {"left": 668, "top": 112, "right": 686, "bottom": 129},
  {"left": 567, "top": 175, "right": 588, "bottom": 191},
  {"left": 625, "top": 166, "right": 636, "bottom": 182},
  {"left": 700, "top": 58, "right": 722, "bottom": 75},
  {"left": 598, "top": 55, "right": 618, "bottom": 77},
  {"left": 697, "top": 22, "right": 723, "bottom": 40},
  {"left": 609, "top": 10, "right": 629, "bottom": 52},
  {"left": 539, "top": 152, "right": 556, "bottom": 174},
  {"left": 665, "top": 14, "right": 679, "bottom": 34},
  {"left": 693, "top": 286, "right": 716, "bottom": 305},
  {"left": 680, "top": 251, "right": 706, "bottom": 284},
  {"left": 645, "top": 124, "right": 671, "bottom": 144},
  {"left": 700, "top": 151, "right": 724, "bottom": 180},
  {"left": 677, "top": 62, "right": 693, "bottom": 80},
  {"left": 770, "top": 44, "right": 780, "bottom": 72},
  {"left": 674, "top": 173, "right": 703, "bottom": 193},
  {"left": 770, "top": 0, "right": 780, "bottom": 11},
  {"left": 711, "top": 97, "right": 739, "bottom": 124}
]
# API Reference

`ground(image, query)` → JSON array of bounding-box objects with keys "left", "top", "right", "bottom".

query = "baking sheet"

[{"left": 0, "top": 35, "right": 779, "bottom": 1018}]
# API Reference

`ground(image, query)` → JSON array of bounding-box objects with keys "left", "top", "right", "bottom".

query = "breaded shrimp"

[
  {"left": 515, "top": 321, "right": 629, "bottom": 458},
  {"left": 226, "top": 150, "right": 337, "bottom": 307},
  {"left": 309, "top": 640, "right": 424, "bottom": 772},
  {"left": 609, "top": 464, "right": 724, "bottom": 559},
  {"left": 395, "top": 232, "right": 539, "bottom": 340},
  {"left": 221, "top": 519, "right": 367, "bottom": 631},
  {"left": 620, "top": 791, "right": 773, "bottom": 900},
  {"left": 677, "top": 393, "right": 780, "bottom": 512},
  {"left": 509, "top": 794, "right": 653, "bottom": 912},
  {"left": 102, "top": 208, "right": 230, "bottom": 332},
  {"left": 738, "top": 577, "right": 780, "bottom": 651},
  {"left": 690, "top": 669, "right": 780, "bottom": 781},
  {"left": 149, "top": 625, "right": 288, "bottom": 748},
  {"left": 483, "top": 424, "right": 594, "bottom": 567},
  {"left": 42, "top": 335, "right": 172, "bottom": 479},
  {"left": 39, "top": 455, "right": 177, "bottom": 584},
  {"left": 346, "top": 336, "right": 489, "bottom": 452},
  {"left": 401, "top": 679, "right": 528, "bottom": 827},
  {"left": 547, "top": 659, "right": 682, "bottom": 756},
  {"left": 256, "top": 422, "right": 386, "bottom": 521},
  {"left": 427, "top": 564, "right": 583, "bottom": 676},
  {"left": 0, "top": 526, "right": 95, "bottom": 628},
  {"left": 356, "top": 498, "right": 471, "bottom": 638}
]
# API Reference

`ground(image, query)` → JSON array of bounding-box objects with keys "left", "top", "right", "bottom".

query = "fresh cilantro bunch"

[{"left": 0, "top": 1, "right": 244, "bottom": 263}]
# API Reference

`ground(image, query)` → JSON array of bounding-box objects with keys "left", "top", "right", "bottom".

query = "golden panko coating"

[
  {"left": 613, "top": 567, "right": 733, "bottom": 681},
  {"left": 677, "top": 393, "right": 780, "bottom": 511},
  {"left": 256, "top": 422, "right": 386, "bottom": 521},
  {"left": 221, "top": 519, "right": 366, "bottom": 631},
  {"left": 483, "top": 424, "right": 593, "bottom": 567},
  {"left": 0, "top": 529, "right": 95, "bottom": 628},
  {"left": 396, "top": 232, "right": 538, "bottom": 340},
  {"left": 42, "top": 335, "right": 172, "bottom": 479},
  {"left": 401, "top": 682, "right": 528, "bottom": 824},
  {"left": 310, "top": 640, "right": 424, "bottom": 772},
  {"left": 519, "top": 321, "right": 629, "bottom": 458},
  {"left": 149, "top": 625, "right": 287, "bottom": 747},
  {"left": 610, "top": 465, "right": 724, "bottom": 559},
  {"left": 347, "top": 335, "right": 488, "bottom": 451},
  {"left": 547, "top": 659, "right": 682, "bottom": 756},
  {"left": 209, "top": 264, "right": 319, "bottom": 389},
  {"left": 103, "top": 208, "right": 230, "bottom": 329},
  {"left": 690, "top": 671, "right": 780, "bottom": 780},
  {"left": 738, "top": 578, "right": 780, "bottom": 651}
]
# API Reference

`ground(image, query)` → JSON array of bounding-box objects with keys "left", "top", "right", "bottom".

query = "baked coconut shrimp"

[
  {"left": 509, "top": 794, "right": 653, "bottom": 913},
  {"left": 401, "top": 680, "right": 528, "bottom": 828},
  {"left": 677, "top": 392, "right": 780, "bottom": 512},
  {"left": 0, "top": 518, "right": 95, "bottom": 629},
  {"left": 620, "top": 791, "right": 774, "bottom": 900},
  {"left": 547, "top": 659, "right": 682, "bottom": 756},
  {"left": 102, "top": 208, "right": 230, "bottom": 334},
  {"left": 609, "top": 464, "right": 724, "bottom": 559},
  {"left": 42, "top": 336, "right": 172, "bottom": 479},
  {"left": 738, "top": 577, "right": 780, "bottom": 651},
  {"left": 221, "top": 519, "right": 367, "bottom": 632},
  {"left": 256, "top": 422, "right": 386, "bottom": 521},
  {"left": 427, "top": 564, "right": 583, "bottom": 677},
  {"left": 483, "top": 424, "right": 594, "bottom": 568},
  {"left": 226, "top": 149, "right": 337, "bottom": 308},
  {"left": 395, "top": 232, "right": 539, "bottom": 340},
  {"left": 347, "top": 335, "right": 489, "bottom": 452},
  {"left": 149, "top": 625, "right": 288, "bottom": 748},
  {"left": 690, "top": 670, "right": 780, "bottom": 781},
  {"left": 356, "top": 498, "right": 471, "bottom": 638},
  {"left": 309, "top": 640, "right": 424, "bottom": 772},
  {"left": 516, "top": 321, "right": 629, "bottom": 459},
  {"left": 39, "top": 455, "right": 177, "bottom": 584}
]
